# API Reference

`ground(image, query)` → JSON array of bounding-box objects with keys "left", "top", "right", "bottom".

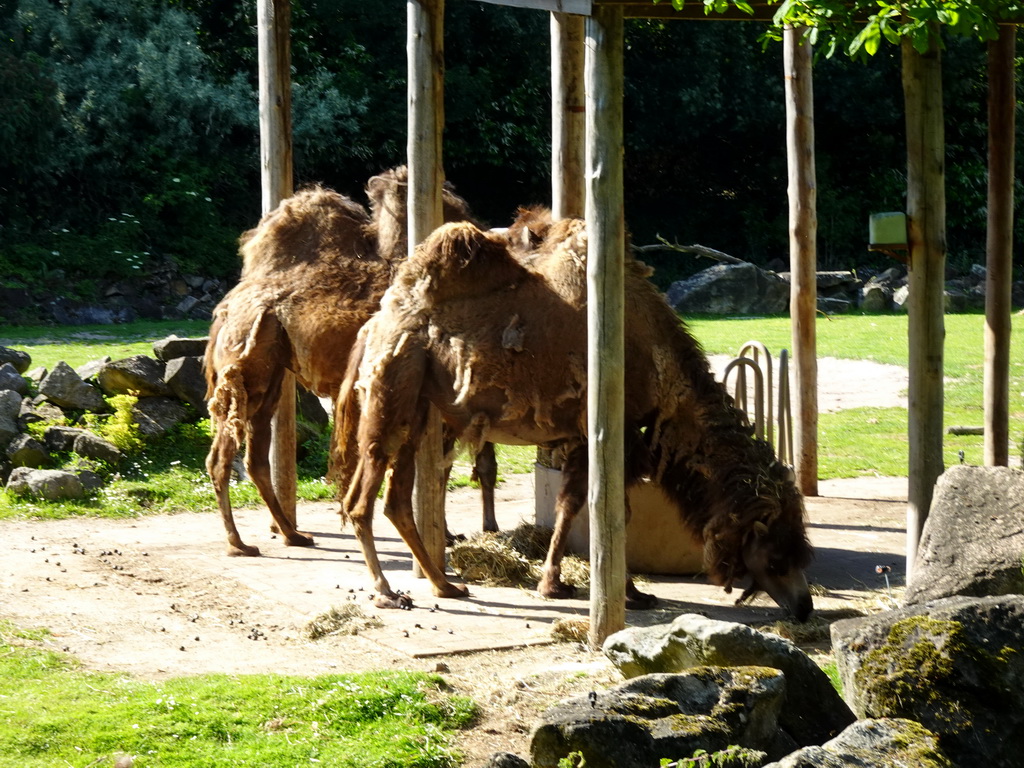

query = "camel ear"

[{"left": 753, "top": 520, "right": 769, "bottom": 538}]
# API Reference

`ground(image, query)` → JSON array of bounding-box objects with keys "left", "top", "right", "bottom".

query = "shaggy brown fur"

[
  {"left": 204, "top": 168, "right": 494, "bottom": 557},
  {"left": 335, "top": 215, "right": 814, "bottom": 619}
]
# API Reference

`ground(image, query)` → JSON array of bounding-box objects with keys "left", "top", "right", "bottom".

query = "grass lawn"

[{"left": 0, "top": 623, "right": 474, "bottom": 768}]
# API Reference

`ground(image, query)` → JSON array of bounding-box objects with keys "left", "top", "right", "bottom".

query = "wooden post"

[
  {"left": 258, "top": 0, "right": 297, "bottom": 528},
  {"left": 783, "top": 26, "right": 818, "bottom": 497},
  {"left": 984, "top": 25, "right": 1016, "bottom": 467},
  {"left": 551, "top": 12, "right": 586, "bottom": 219},
  {"left": 585, "top": 4, "right": 626, "bottom": 649},
  {"left": 408, "top": 0, "right": 447, "bottom": 576},
  {"left": 902, "top": 27, "right": 946, "bottom": 578}
]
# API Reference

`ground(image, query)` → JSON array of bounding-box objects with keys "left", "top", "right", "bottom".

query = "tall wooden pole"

[
  {"left": 585, "top": 4, "right": 626, "bottom": 649},
  {"left": 258, "top": 0, "right": 296, "bottom": 528},
  {"left": 551, "top": 12, "right": 586, "bottom": 220},
  {"left": 408, "top": 0, "right": 447, "bottom": 576},
  {"left": 984, "top": 25, "right": 1016, "bottom": 467},
  {"left": 902, "top": 27, "right": 946, "bottom": 578},
  {"left": 783, "top": 26, "right": 818, "bottom": 497}
]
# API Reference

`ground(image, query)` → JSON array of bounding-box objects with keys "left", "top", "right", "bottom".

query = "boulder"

[
  {"left": 97, "top": 355, "right": 171, "bottom": 397},
  {"left": 164, "top": 355, "right": 209, "bottom": 418},
  {"left": 816, "top": 297, "right": 852, "bottom": 315},
  {"left": 667, "top": 263, "right": 789, "bottom": 315},
  {"left": 0, "top": 390, "right": 22, "bottom": 446},
  {"left": 0, "top": 363, "right": 30, "bottom": 396},
  {"left": 904, "top": 465, "right": 1024, "bottom": 604},
  {"left": 76, "top": 356, "right": 111, "bottom": 382},
  {"left": 24, "top": 366, "right": 47, "bottom": 385},
  {"left": 131, "top": 396, "right": 188, "bottom": 437},
  {"left": 530, "top": 669, "right": 786, "bottom": 768},
  {"left": 152, "top": 335, "right": 208, "bottom": 361},
  {"left": 5, "top": 434, "right": 49, "bottom": 468},
  {"left": 0, "top": 345, "right": 31, "bottom": 374},
  {"left": 604, "top": 614, "right": 854, "bottom": 746},
  {"left": 297, "top": 386, "right": 330, "bottom": 431},
  {"left": 481, "top": 753, "right": 529, "bottom": 768},
  {"left": 5, "top": 467, "right": 84, "bottom": 500},
  {"left": 762, "top": 718, "right": 951, "bottom": 768},
  {"left": 44, "top": 425, "right": 89, "bottom": 453},
  {"left": 831, "top": 594, "right": 1024, "bottom": 768},
  {"left": 39, "top": 362, "right": 107, "bottom": 411},
  {"left": 860, "top": 282, "right": 893, "bottom": 312},
  {"left": 72, "top": 432, "right": 122, "bottom": 465}
]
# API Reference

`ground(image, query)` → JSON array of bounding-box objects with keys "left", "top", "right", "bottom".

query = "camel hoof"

[
  {"left": 433, "top": 582, "right": 470, "bottom": 599},
  {"left": 537, "top": 580, "right": 576, "bottom": 600},
  {"left": 445, "top": 530, "right": 467, "bottom": 547},
  {"left": 227, "top": 544, "right": 261, "bottom": 557},
  {"left": 374, "top": 592, "right": 414, "bottom": 610},
  {"left": 285, "top": 532, "right": 315, "bottom": 548}
]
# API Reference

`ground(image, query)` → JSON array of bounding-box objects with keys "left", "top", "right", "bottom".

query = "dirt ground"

[{"left": 0, "top": 358, "right": 910, "bottom": 766}]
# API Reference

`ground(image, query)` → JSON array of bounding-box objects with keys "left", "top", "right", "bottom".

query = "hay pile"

[
  {"left": 306, "top": 604, "right": 383, "bottom": 639},
  {"left": 448, "top": 523, "right": 591, "bottom": 591}
]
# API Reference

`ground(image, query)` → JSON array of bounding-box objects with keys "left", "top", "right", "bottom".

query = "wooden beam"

[
  {"left": 984, "top": 25, "right": 1016, "bottom": 467},
  {"left": 258, "top": 0, "right": 297, "bottom": 529},
  {"left": 784, "top": 25, "right": 818, "bottom": 497},
  {"left": 408, "top": 0, "right": 448, "bottom": 576},
  {"left": 475, "top": 0, "right": 592, "bottom": 14},
  {"left": 902, "top": 27, "right": 946, "bottom": 578},
  {"left": 585, "top": 3, "right": 627, "bottom": 649},
  {"left": 551, "top": 12, "right": 586, "bottom": 219}
]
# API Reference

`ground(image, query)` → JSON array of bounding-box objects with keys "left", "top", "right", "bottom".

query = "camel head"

[{"left": 701, "top": 452, "right": 814, "bottom": 622}]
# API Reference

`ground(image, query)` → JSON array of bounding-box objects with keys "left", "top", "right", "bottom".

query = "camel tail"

[{"left": 328, "top": 329, "right": 368, "bottom": 493}]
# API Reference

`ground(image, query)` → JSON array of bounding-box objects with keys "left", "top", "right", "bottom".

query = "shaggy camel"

[
  {"left": 336, "top": 216, "right": 814, "bottom": 620},
  {"left": 204, "top": 168, "right": 496, "bottom": 557}
]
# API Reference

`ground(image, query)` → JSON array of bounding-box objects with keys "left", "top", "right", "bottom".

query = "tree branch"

[{"left": 632, "top": 236, "right": 748, "bottom": 265}]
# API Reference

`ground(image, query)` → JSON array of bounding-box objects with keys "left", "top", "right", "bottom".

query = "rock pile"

[
  {"left": 0, "top": 337, "right": 328, "bottom": 500},
  {"left": 668, "top": 261, "right": 1024, "bottom": 315},
  {"left": 486, "top": 465, "right": 1023, "bottom": 768}
]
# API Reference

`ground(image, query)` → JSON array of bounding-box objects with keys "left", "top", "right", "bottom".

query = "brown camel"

[
  {"left": 204, "top": 168, "right": 496, "bottom": 557},
  {"left": 335, "top": 216, "right": 814, "bottom": 620}
]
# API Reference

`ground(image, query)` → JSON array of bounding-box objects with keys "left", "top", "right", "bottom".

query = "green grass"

[
  {"left": 0, "top": 623, "right": 474, "bottom": 768},
  {"left": 685, "top": 312, "right": 1024, "bottom": 477}
]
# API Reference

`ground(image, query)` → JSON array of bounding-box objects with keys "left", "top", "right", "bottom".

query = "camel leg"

[
  {"left": 473, "top": 442, "right": 499, "bottom": 533},
  {"left": 344, "top": 455, "right": 411, "bottom": 608},
  {"left": 246, "top": 400, "right": 314, "bottom": 549},
  {"left": 207, "top": 420, "right": 260, "bottom": 557},
  {"left": 384, "top": 442, "right": 469, "bottom": 601},
  {"left": 538, "top": 445, "right": 587, "bottom": 600}
]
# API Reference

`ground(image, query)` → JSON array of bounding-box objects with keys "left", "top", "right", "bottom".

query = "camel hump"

[{"left": 240, "top": 185, "right": 372, "bottom": 276}]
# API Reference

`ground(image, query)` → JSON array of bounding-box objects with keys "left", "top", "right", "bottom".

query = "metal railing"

[{"left": 722, "top": 341, "right": 793, "bottom": 468}]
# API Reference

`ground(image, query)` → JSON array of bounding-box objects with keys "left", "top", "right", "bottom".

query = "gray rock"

[
  {"left": 816, "top": 297, "right": 852, "bottom": 315},
  {"left": 77, "top": 469, "right": 105, "bottom": 493},
  {"left": 0, "top": 389, "right": 22, "bottom": 422},
  {"left": 24, "top": 366, "right": 47, "bottom": 385},
  {"left": 44, "top": 426, "right": 88, "bottom": 453},
  {"left": 152, "top": 336, "right": 208, "bottom": 361},
  {"left": 6, "top": 434, "right": 49, "bottom": 468},
  {"left": 5, "top": 467, "right": 84, "bottom": 500},
  {"left": 860, "top": 283, "right": 893, "bottom": 312},
  {"left": 0, "top": 363, "right": 30, "bottom": 396},
  {"left": 297, "top": 386, "right": 329, "bottom": 431},
  {"left": 831, "top": 594, "right": 1024, "bottom": 768},
  {"left": 904, "top": 465, "right": 1024, "bottom": 604},
  {"left": 0, "top": 345, "right": 31, "bottom": 374},
  {"left": 604, "top": 614, "right": 854, "bottom": 746},
  {"left": 530, "top": 668, "right": 785, "bottom": 768},
  {"left": 72, "top": 432, "right": 122, "bottom": 465},
  {"left": 0, "top": 415, "right": 18, "bottom": 450},
  {"left": 76, "top": 356, "right": 111, "bottom": 382},
  {"left": 39, "top": 361, "right": 107, "bottom": 411},
  {"left": 667, "top": 263, "right": 789, "bottom": 315},
  {"left": 131, "top": 396, "right": 188, "bottom": 437},
  {"left": 164, "top": 355, "right": 209, "bottom": 417},
  {"left": 892, "top": 284, "right": 909, "bottom": 311},
  {"left": 481, "top": 753, "right": 530, "bottom": 768},
  {"left": 97, "top": 355, "right": 171, "bottom": 397},
  {"left": 763, "top": 718, "right": 951, "bottom": 768}
]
